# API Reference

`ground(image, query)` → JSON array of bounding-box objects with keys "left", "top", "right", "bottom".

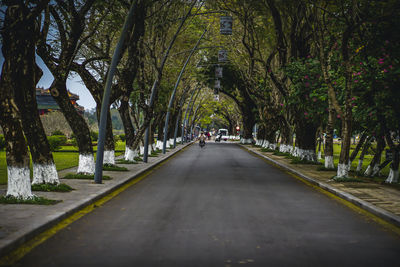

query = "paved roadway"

[{"left": 14, "top": 143, "right": 400, "bottom": 267}]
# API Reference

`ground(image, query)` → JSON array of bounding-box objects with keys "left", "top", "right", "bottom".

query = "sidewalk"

[
  {"left": 0, "top": 142, "right": 192, "bottom": 258},
  {"left": 241, "top": 144, "right": 400, "bottom": 228}
]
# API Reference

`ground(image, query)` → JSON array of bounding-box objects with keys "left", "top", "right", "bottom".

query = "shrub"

[
  {"left": 51, "top": 130, "right": 65, "bottom": 136},
  {"left": 47, "top": 135, "right": 66, "bottom": 151},
  {"left": 90, "top": 131, "right": 98, "bottom": 141},
  {"left": 0, "top": 135, "right": 5, "bottom": 151}
]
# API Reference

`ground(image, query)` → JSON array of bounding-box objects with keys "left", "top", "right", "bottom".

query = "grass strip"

[
  {"left": 0, "top": 195, "right": 61, "bottom": 205},
  {"left": 317, "top": 166, "right": 337, "bottom": 171},
  {"left": 331, "top": 176, "right": 365, "bottom": 183},
  {"left": 31, "top": 183, "right": 74, "bottom": 192},
  {"left": 116, "top": 159, "right": 138, "bottom": 164},
  {"left": 260, "top": 148, "right": 275, "bottom": 152},
  {"left": 103, "top": 164, "right": 128, "bottom": 171},
  {"left": 290, "top": 157, "right": 322, "bottom": 165},
  {"left": 273, "top": 151, "right": 291, "bottom": 157},
  {"left": 134, "top": 156, "right": 143, "bottom": 162},
  {"left": 63, "top": 173, "right": 112, "bottom": 180}
]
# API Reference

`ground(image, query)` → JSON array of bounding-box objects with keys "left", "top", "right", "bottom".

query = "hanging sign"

[
  {"left": 220, "top": 16, "right": 233, "bottom": 35},
  {"left": 215, "top": 66, "right": 223, "bottom": 78},
  {"left": 214, "top": 79, "right": 220, "bottom": 89},
  {"left": 218, "top": 50, "right": 228, "bottom": 62}
]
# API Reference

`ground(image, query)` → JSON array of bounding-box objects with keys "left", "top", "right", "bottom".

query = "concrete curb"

[
  {"left": 241, "top": 145, "right": 400, "bottom": 228},
  {"left": 0, "top": 142, "right": 193, "bottom": 258}
]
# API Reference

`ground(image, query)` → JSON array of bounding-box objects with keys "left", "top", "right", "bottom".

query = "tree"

[
  {"left": 37, "top": 0, "right": 98, "bottom": 174},
  {"left": 0, "top": 0, "right": 49, "bottom": 198}
]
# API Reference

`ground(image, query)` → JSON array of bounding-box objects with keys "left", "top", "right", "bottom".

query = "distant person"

[{"left": 199, "top": 132, "right": 206, "bottom": 147}]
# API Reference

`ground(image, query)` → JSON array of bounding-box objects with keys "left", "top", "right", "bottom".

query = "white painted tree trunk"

[
  {"left": 336, "top": 163, "right": 349, "bottom": 178},
  {"left": 103, "top": 150, "right": 115, "bottom": 165},
  {"left": 364, "top": 165, "right": 372, "bottom": 176},
  {"left": 385, "top": 169, "right": 399, "bottom": 183},
  {"left": 7, "top": 166, "right": 34, "bottom": 199},
  {"left": 139, "top": 146, "right": 144, "bottom": 155},
  {"left": 279, "top": 144, "right": 292, "bottom": 153},
  {"left": 364, "top": 164, "right": 380, "bottom": 177},
  {"left": 262, "top": 140, "right": 269, "bottom": 148},
  {"left": 292, "top": 147, "right": 299, "bottom": 157},
  {"left": 269, "top": 143, "right": 277, "bottom": 150},
  {"left": 356, "top": 159, "right": 363, "bottom": 172},
  {"left": 297, "top": 149, "right": 317, "bottom": 162},
  {"left": 371, "top": 164, "right": 381, "bottom": 177},
  {"left": 124, "top": 147, "right": 138, "bottom": 162},
  {"left": 77, "top": 154, "right": 95, "bottom": 175},
  {"left": 156, "top": 141, "right": 163, "bottom": 150},
  {"left": 318, "top": 151, "right": 322, "bottom": 160},
  {"left": 325, "top": 156, "right": 335, "bottom": 169},
  {"left": 240, "top": 138, "right": 253, "bottom": 144},
  {"left": 32, "top": 163, "right": 59, "bottom": 185}
]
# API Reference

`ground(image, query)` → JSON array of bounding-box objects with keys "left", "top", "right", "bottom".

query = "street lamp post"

[
  {"left": 162, "top": 29, "right": 207, "bottom": 154},
  {"left": 173, "top": 86, "right": 190, "bottom": 148},
  {"left": 94, "top": 1, "right": 137, "bottom": 184},
  {"left": 182, "top": 87, "right": 201, "bottom": 143}
]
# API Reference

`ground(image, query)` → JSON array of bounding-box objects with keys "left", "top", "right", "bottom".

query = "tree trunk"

[
  {"left": 0, "top": 60, "right": 33, "bottom": 198},
  {"left": 97, "top": 105, "right": 115, "bottom": 164},
  {"left": 356, "top": 136, "right": 372, "bottom": 173},
  {"left": 51, "top": 81, "right": 95, "bottom": 174},
  {"left": 384, "top": 131, "right": 399, "bottom": 183},
  {"left": 118, "top": 97, "right": 138, "bottom": 161},
  {"left": 293, "top": 120, "right": 318, "bottom": 162},
  {"left": 324, "top": 100, "right": 335, "bottom": 169},
  {"left": 348, "top": 131, "right": 367, "bottom": 169},
  {"left": 0, "top": 2, "right": 53, "bottom": 198},
  {"left": 15, "top": 66, "right": 59, "bottom": 185},
  {"left": 3, "top": 2, "right": 58, "bottom": 185},
  {"left": 336, "top": 108, "right": 352, "bottom": 178},
  {"left": 0, "top": 98, "right": 33, "bottom": 199},
  {"left": 240, "top": 106, "right": 255, "bottom": 143},
  {"left": 278, "top": 119, "right": 293, "bottom": 153},
  {"left": 364, "top": 135, "right": 385, "bottom": 177}
]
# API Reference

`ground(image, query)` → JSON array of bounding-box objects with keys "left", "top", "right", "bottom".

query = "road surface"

[{"left": 14, "top": 143, "right": 400, "bottom": 267}]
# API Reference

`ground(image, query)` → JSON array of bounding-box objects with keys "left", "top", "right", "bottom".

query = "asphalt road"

[{"left": 15, "top": 143, "right": 400, "bottom": 267}]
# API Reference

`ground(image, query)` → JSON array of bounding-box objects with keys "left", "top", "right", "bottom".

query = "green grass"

[
  {"left": 0, "top": 144, "right": 125, "bottom": 185},
  {"left": 331, "top": 177, "right": 365, "bottom": 183},
  {"left": 102, "top": 164, "right": 128, "bottom": 171},
  {"left": 320, "top": 144, "right": 391, "bottom": 176},
  {"left": 317, "top": 166, "right": 337, "bottom": 171},
  {"left": 58, "top": 140, "right": 126, "bottom": 152},
  {"left": 134, "top": 156, "right": 143, "bottom": 162},
  {"left": 260, "top": 148, "right": 275, "bottom": 152},
  {"left": 0, "top": 195, "right": 61, "bottom": 205},
  {"left": 116, "top": 159, "right": 138, "bottom": 164},
  {"left": 273, "top": 151, "right": 291, "bottom": 157},
  {"left": 63, "top": 173, "right": 112, "bottom": 180},
  {"left": 290, "top": 158, "right": 322, "bottom": 165},
  {"left": 31, "top": 183, "right": 74, "bottom": 192}
]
